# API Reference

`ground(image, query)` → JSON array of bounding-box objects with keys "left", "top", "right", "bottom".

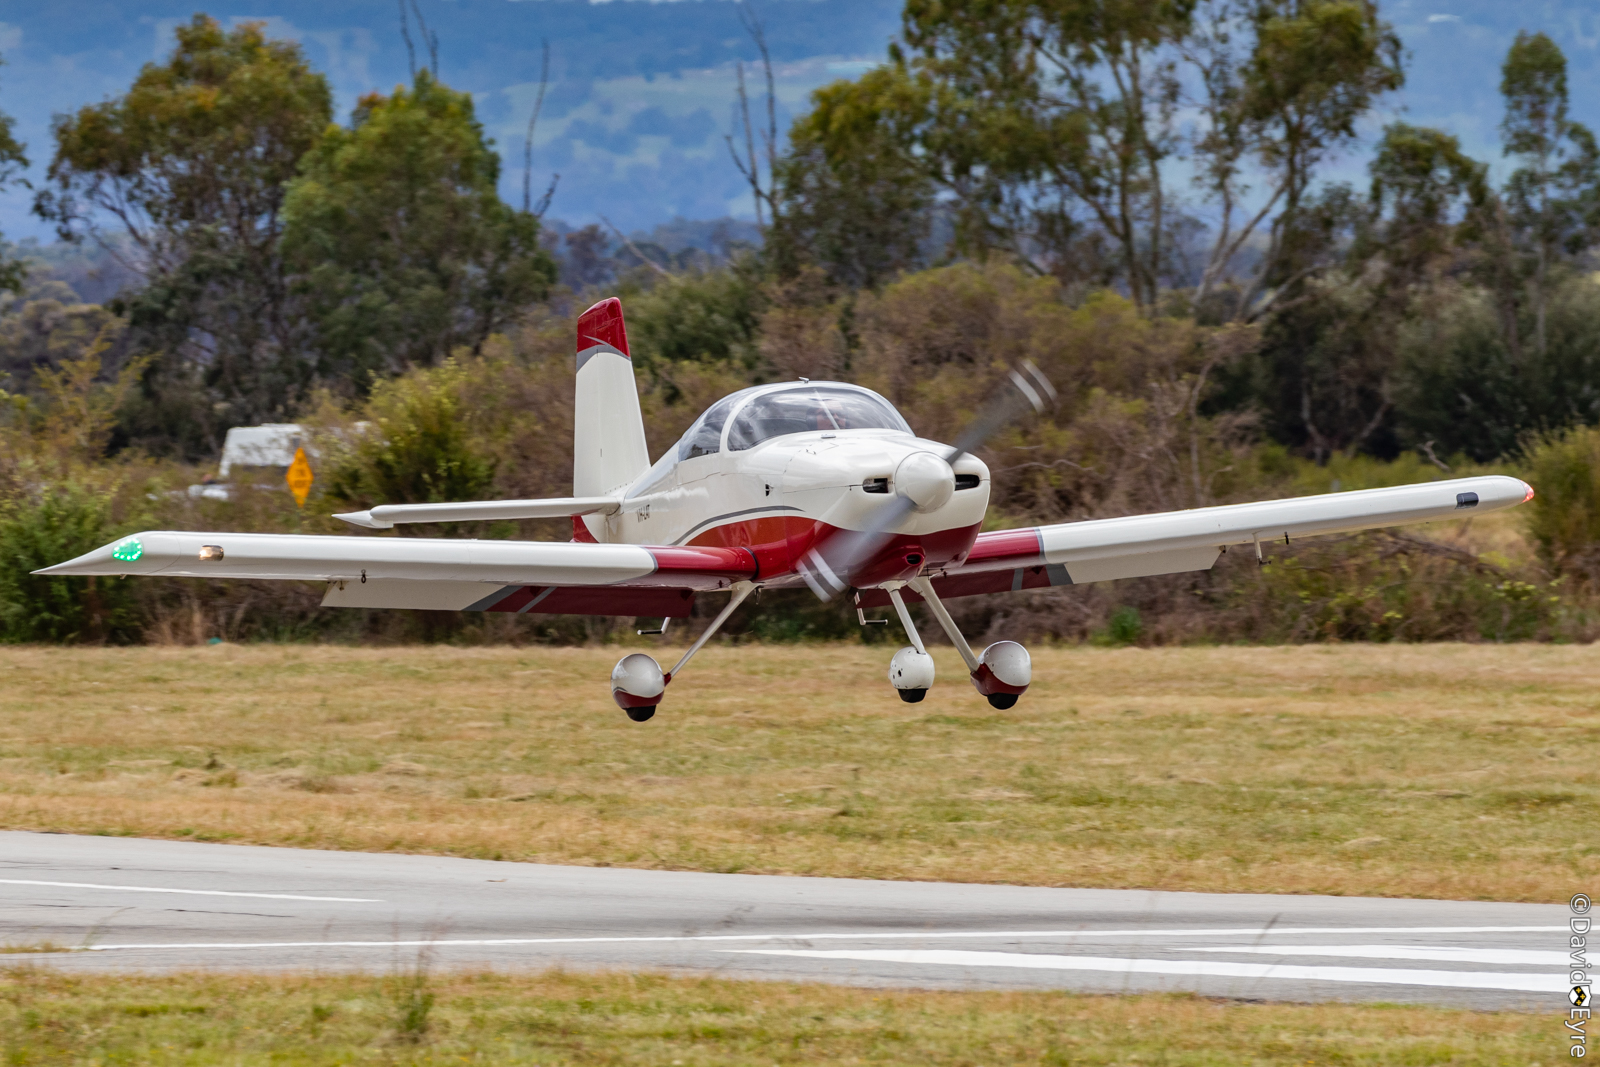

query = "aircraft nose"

[{"left": 895, "top": 452, "right": 955, "bottom": 513}]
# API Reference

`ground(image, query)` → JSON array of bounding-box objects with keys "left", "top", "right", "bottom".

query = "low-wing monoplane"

[{"left": 41, "top": 298, "right": 1535, "bottom": 720}]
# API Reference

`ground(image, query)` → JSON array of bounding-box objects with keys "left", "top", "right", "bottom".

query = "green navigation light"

[{"left": 111, "top": 538, "right": 143, "bottom": 563}]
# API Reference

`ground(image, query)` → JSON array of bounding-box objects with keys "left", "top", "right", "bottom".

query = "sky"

[{"left": 0, "top": 0, "right": 1596, "bottom": 244}]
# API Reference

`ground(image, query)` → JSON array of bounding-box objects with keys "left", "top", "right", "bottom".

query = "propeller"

[{"left": 797, "top": 361, "right": 1058, "bottom": 601}]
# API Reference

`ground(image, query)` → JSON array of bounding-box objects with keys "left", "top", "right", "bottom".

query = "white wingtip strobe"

[
  {"left": 611, "top": 653, "right": 665, "bottom": 722},
  {"left": 971, "top": 641, "right": 1031, "bottom": 710}
]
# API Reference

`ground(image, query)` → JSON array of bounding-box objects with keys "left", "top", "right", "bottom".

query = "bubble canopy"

[
  {"left": 633, "top": 384, "right": 913, "bottom": 496},
  {"left": 726, "top": 386, "right": 910, "bottom": 451}
]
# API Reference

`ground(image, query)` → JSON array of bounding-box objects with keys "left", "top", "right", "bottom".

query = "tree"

[
  {"left": 1188, "top": 0, "right": 1402, "bottom": 318},
  {"left": 897, "top": 0, "right": 1196, "bottom": 310},
  {"left": 37, "top": 16, "right": 333, "bottom": 453},
  {"left": 770, "top": 66, "right": 939, "bottom": 290},
  {"left": 282, "top": 71, "right": 556, "bottom": 383},
  {"left": 778, "top": 0, "right": 1401, "bottom": 316},
  {"left": 0, "top": 56, "right": 27, "bottom": 298},
  {"left": 1499, "top": 31, "right": 1600, "bottom": 358},
  {"left": 1358, "top": 123, "right": 1490, "bottom": 284},
  {"left": 1220, "top": 123, "right": 1483, "bottom": 460}
]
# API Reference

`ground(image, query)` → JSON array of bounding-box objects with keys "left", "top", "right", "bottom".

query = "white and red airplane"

[{"left": 41, "top": 298, "right": 1534, "bottom": 720}]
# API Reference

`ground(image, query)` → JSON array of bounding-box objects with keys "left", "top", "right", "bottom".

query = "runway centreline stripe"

[
  {"left": 72, "top": 925, "right": 1565, "bottom": 953},
  {"left": 0, "top": 879, "right": 381, "bottom": 903},
  {"left": 1189, "top": 945, "right": 1568, "bottom": 966},
  {"left": 733, "top": 949, "right": 1565, "bottom": 994}
]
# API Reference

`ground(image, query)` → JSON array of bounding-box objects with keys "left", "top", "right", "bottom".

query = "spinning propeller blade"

[{"left": 798, "top": 361, "right": 1057, "bottom": 601}]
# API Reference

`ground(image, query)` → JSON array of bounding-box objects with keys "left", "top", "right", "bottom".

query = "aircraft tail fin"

[{"left": 573, "top": 298, "right": 650, "bottom": 536}]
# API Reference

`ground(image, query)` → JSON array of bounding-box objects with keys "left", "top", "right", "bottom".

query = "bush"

[
  {"left": 1524, "top": 425, "right": 1600, "bottom": 582},
  {"left": 624, "top": 263, "right": 765, "bottom": 381},
  {"left": 0, "top": 479, "right": 141, "bottom": 643},
  {"left": 1394, "top": 278, "right": 1600, "bottom": 462},
  {"left": 322, "top": 358, "right": 496, "bottom": 510}
]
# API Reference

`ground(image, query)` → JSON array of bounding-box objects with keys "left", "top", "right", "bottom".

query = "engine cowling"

[
  {"left": 611, "top": 653, "right": 665, "bottom": 720},
  {"left": 970, "top": 640, "right": 1031, "bottom": 709},
  {"left": 888, "top": 646, "right": 935, "bottom": 703}
]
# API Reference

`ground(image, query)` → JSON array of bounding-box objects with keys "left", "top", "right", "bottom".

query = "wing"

[
  {"left": 334, "top": 496, "right": 618, "bottom": 529},
  {"left": 859, "top": 474, "right": 1533, "bottom": 607},
  {"left": 36, "top": 531, "right": 754, "bottom": 617}
]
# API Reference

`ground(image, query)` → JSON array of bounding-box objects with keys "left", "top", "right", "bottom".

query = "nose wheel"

[{"left": 879, "top": 577, "right": 1033, "bottom": 708}]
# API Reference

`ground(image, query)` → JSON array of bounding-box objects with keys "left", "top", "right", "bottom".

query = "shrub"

[
  {"left": 1524, "top": 424, "right": 1600, "bottom": 582},
  {"left": 0, "top": 479, "right": 141, "bottom": 643},
  {"left": 322, "top": 358, "right": 495, "bottom": 509}
]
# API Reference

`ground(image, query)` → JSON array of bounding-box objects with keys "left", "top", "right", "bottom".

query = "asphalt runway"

[{"left": 0, "top": 831, "right": 1570, "bottom": 1009}]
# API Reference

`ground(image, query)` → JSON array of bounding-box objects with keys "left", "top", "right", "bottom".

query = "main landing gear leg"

[
  {"left": 907, "top": 576, "right": 1032, "bottom": 710},
  {"left": 611, "top": 580, "right": 755, "bottom": 722},
  {"left": 885, "top": 584, "right": 935, "bottom": 703}
]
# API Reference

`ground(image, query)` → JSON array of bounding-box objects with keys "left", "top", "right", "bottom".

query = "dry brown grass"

[
  {"left": 0, "top": 965, "right": 1549, "bottom": 1065},
  {"left": 1, "top": 642, "right": 1597, "bottom": 900}
]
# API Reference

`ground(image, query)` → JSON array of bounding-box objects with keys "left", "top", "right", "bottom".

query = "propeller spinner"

[{"left": 798, "top": 361, "right": 1057, "bottom": 601}]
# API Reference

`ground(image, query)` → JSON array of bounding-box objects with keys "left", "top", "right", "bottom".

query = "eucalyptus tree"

[
  {"left": 37, "top": 15, "right": 332, "bottom": 453},
  {"left": 1499, "top": 30, "right": 1600, "bottom": 359}
]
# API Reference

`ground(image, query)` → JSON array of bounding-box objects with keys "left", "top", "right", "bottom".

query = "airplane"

[{"left": 39, "top": 297, "right": 1535, "bottom": 721}]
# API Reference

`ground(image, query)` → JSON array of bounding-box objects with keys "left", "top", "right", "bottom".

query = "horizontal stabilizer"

[{"left": 335, "top": 496, "right": 620, "bottom": 529}]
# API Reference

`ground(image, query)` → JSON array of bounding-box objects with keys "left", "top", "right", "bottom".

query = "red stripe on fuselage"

[
  {"left": 685, "top": 516, "right": 982, "bottom": 587},
  {"left": 648, "top": 544, "right": 758, "bottom": 585}
]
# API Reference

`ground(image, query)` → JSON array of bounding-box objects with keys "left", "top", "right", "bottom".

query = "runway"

[{"left": 0, "top": 831, "right": 1569, "bottom": 1009}]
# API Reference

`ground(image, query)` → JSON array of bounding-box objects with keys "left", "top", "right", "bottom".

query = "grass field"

[
  {"left": 1, "top": 642, "right": 1597, "bottom": 901},
  {"left": 0, "top": 965, "right": 1553, "bottom": 1065}
]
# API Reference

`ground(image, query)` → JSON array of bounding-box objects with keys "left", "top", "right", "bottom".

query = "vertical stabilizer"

[{"left": 574, "top": 298, "right": 650, "bottom": 538}]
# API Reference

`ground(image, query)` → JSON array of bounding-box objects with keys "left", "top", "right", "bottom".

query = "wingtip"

[
  {"left": 1523, "top": 481, "right": 1536, "bottom": 503},
  {"left": 334, "top": 510, "right": 388, "bottom": 530}
]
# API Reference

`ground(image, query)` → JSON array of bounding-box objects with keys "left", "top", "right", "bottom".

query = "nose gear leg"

[
  {"left": 906, "top": 576, "right": 978, "bottom": 671},
  {"left": 907, "top": 575, "right": 1032, "bottom": 709},
  {"left": 885, "top": 584, "right": 935, "bottom": 702}
]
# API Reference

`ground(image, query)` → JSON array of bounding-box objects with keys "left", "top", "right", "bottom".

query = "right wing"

[
  {"left": 861, "top": 474, "right": 1533, "bottom": 606},
  {"left": 36, "top": 531, "right": 754, "bottom": 617},
  {"left": 334, "top": 496, "right": 619, "bottom": 529}
]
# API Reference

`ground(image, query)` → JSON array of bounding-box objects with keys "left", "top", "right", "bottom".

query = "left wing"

[
  {"left": 36, "top": 531, "right": 755, "bottom": 617},
  {"left": 861, "top": 474, "right": 1532, "bottom": 607}
]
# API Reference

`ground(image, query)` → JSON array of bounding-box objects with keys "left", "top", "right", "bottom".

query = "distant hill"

[{"left": 0, "top": 0, "right": 1593, "bottom": 248}]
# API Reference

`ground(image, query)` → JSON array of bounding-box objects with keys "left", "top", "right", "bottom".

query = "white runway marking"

[
  {"left": 66, "top": 925, "right": 1564, "bottom": 953},
  {"left": 1190, "top": 944, "right": 1566, "bottom": 966},
  {"left": 734, "top": 949, "right": 1565, "bottom": 994},
  {"left": 0, "top": 879, "right": 380, "bottom": 903}
]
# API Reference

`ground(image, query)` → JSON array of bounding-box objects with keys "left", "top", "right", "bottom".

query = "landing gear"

[
  {"left": 610, "top": 581, "right": 755, "bottom": 721},
  {"left": 888, "top": 645, "right": 934, "bottom": 702},
  {"left": 903, "top": 576, "right": 1033, "bottom": 709},
  {"left": 885, "top": 587, "right": 936, "bottom": 702},
  {"left": 970, "top": 638, "right": 1032, "bottom": 708}
]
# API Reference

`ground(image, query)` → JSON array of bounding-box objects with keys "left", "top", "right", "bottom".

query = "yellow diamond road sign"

[{"left": 286, "top": 447, "right": 314, "bottom": 507}]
